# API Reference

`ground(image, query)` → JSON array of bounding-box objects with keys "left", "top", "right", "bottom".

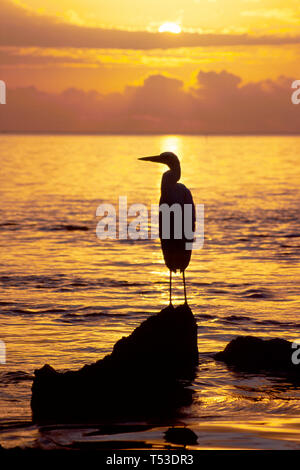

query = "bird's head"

[{"left": 138, "top": 152, "right": 180, "bottom": 171}]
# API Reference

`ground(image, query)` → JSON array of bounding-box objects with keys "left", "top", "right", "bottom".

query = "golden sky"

[
  {"left": 13, "top": 0, "right": 300, "bottom": 33},
  {"left": 0, "top": 0, "right": 299, "bottom": 133},
  {"left": 0, "top": 0, "right": 300, "bottom": 92}
]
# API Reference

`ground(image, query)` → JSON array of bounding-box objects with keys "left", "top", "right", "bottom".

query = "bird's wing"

[
  {"left": 159, "top": 183, "right": 196, "bottom": 239},
  {"left": 180, "top": 184, "right": 196, "bottom": 233}
]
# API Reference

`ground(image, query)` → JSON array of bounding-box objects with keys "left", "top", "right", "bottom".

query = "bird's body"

[
  {"left": 139, "top": 152, "right": 195, "bottom": 305},
  {"left": 159, "top": 179, "right": 195, "bottom": 274}
]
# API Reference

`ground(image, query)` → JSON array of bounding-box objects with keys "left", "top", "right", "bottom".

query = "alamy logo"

[
  {"left": 0, "top": 340, "right": 6, "bottom": 364},
  {"left": 291, "top": 340, "right": 300, "bottom": 365},
  {"left": 291, "top": 80, "right": 300, "bottom": 105},
  {"left": 96, "top": 196, "right": 204, "bottom": 250},
  {"left": 0, "top": 80, "right": 6, "bottom": 104}
]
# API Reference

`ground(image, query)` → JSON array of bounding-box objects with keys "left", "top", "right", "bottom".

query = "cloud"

[
  {"left": 241, "top": 8, "right": 299, "bottom": 22},
  {"left": 1, "top": 0, "right": 300, "bottom": 49},
  {"left": 0, "top": 70, "right": 299, "bottom": 134},
  {"left": 0, "top": 48, "right": 93, "bottom": 66}
]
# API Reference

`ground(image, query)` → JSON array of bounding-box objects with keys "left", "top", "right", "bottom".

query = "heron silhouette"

[{"left": 139, "top": 152, "right": 195, "bottom": 305}]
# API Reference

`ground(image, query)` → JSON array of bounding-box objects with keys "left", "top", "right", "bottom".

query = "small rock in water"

[
  {"left": 164, "top": 426, "right": 198, "bottom": 446},
  {"left": 215, "top": 335, "right": 300, "bottom": 374}
]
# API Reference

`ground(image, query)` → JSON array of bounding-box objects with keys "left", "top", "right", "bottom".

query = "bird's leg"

[
  {"left": 169, "top": 270, "right": 173, "bottom": 307},
  {"left": 182, "top": 270, "right": 188, "bottom": 305}
]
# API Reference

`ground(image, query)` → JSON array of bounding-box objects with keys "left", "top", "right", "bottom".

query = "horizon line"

[{"left": 1, "top": 132, "right": 300, "bottom": 137}]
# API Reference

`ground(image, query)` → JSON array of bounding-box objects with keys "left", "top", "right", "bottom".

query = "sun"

[{"left": 158, "top": 22, "right": 181, "bottom": 34}]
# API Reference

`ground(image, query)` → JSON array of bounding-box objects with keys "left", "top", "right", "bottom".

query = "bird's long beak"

[{"left": 138, "top": 155, "right": 163, "bottom": 163}]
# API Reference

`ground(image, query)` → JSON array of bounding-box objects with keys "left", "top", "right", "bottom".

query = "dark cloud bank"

[{"left": 0, "top": 71, "right": 299, "bottom": 134}]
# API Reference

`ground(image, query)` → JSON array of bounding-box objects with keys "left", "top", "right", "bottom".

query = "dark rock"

[
  {"left": 215, "top": 335, "right": 300, "bottom": 374},
  {"left": 164, "top": 426, "right": 198, "bottom": 446},
  {"left": 31, "top": 304, "right": 198, "bottom": 423}
]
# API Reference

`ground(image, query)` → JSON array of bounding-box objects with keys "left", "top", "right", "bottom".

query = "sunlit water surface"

[{"left": 0, "top": 135, "right": 299, "bottom": 449}]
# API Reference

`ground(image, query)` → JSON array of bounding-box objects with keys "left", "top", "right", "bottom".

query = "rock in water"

[
  {"left": 215, "top": 335, "right": 300, "bottom": 374},
  {"left": 164, "top": 426, "right": 198, "bottom": 446},
  {"left": 31, "top": 304, "right": 198, "bottom": 423}
]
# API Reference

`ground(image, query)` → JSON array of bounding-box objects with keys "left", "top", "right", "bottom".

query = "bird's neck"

[
  {"left": 161, "top": 164, "right": 181, "bottom": 195},
  {"left": 168, "top": 160, "right": 181, "bottom": 182}
]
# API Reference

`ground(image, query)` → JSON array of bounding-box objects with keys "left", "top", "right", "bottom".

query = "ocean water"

[{"left": 0, "top": 134, "right": 299, "bottom": 450}]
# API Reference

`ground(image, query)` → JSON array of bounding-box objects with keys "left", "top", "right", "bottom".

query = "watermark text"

[
  {"left": 0, "top": 80, "right": 6, "bottom": 104},
  {"left": 0, "top": 340, "right": 6, "bottom": 364},
  {"left": 291, "top": 80, "right": 300, "bottom": 105},
  {"left": 96, "top": 196, "right": 204, "bottom": 250}
]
